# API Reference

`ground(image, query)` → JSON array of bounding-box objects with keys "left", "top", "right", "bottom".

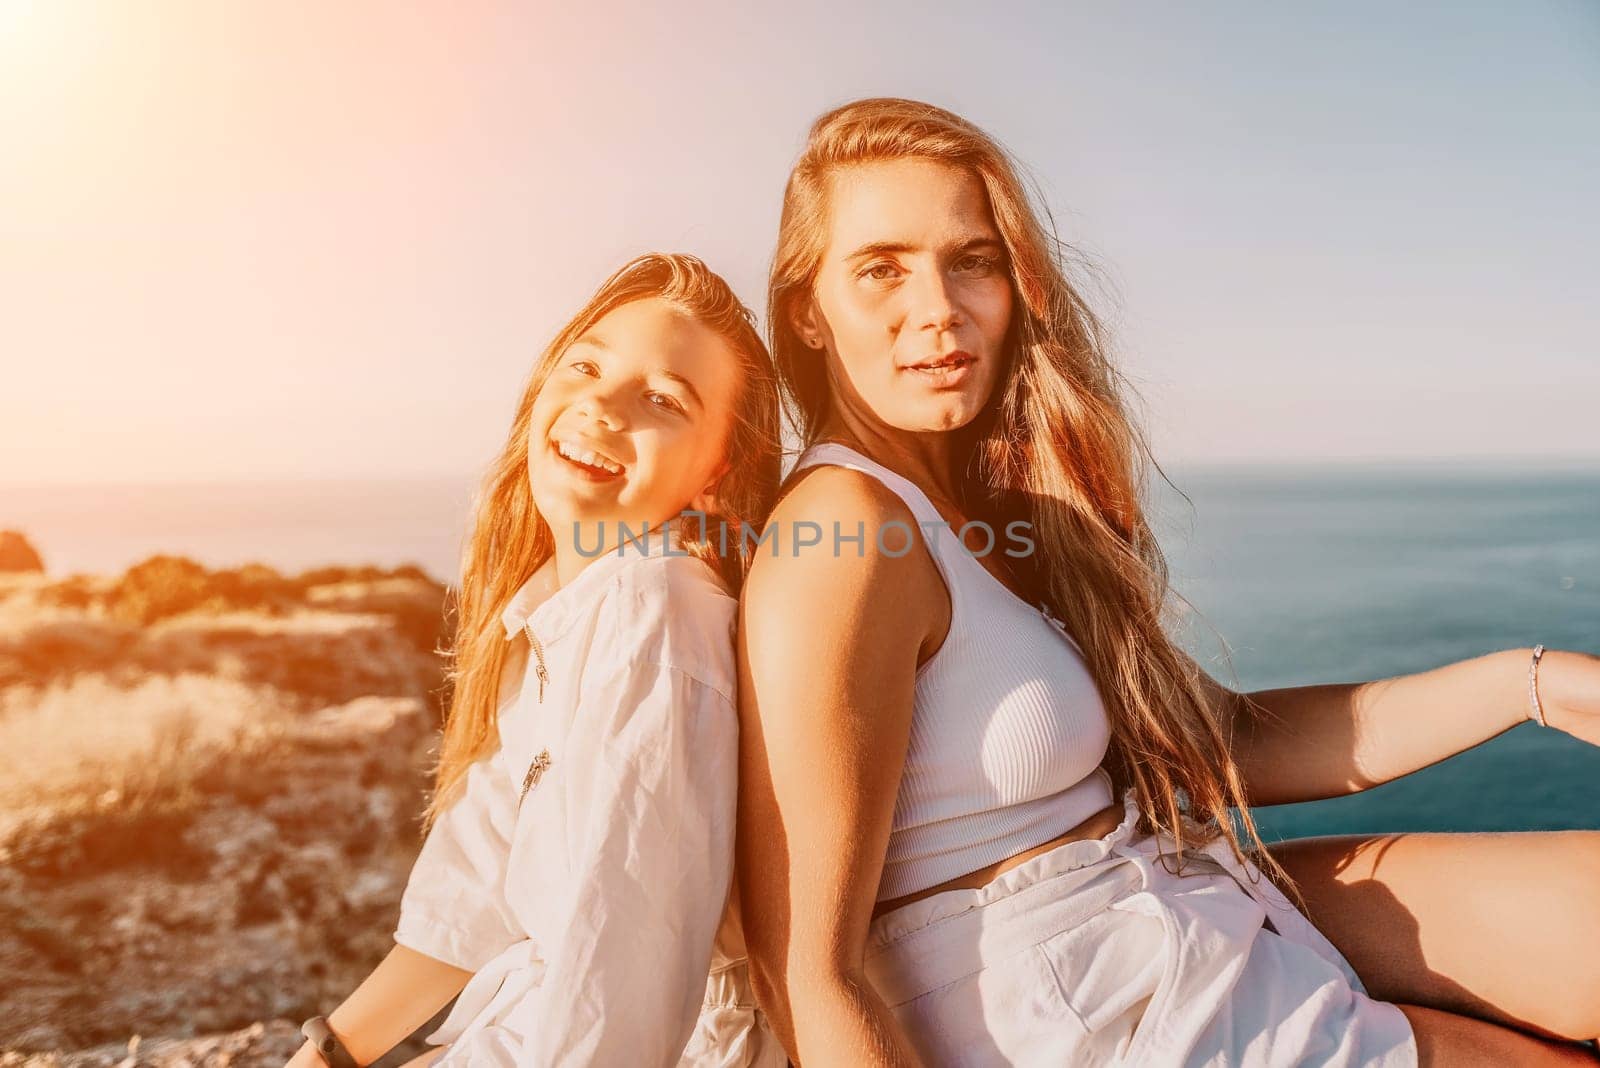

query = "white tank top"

[{"left": 791, "top": 442, "right": 1116, "bottom": 901}]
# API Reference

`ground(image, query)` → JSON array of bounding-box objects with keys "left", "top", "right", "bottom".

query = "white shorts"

[
  {"left": 862, "top": 787, "right": 1419, "bottom": 1067},
  {"left": 428, "top": 943, "right": 786, "bottom": 1067},
  {"left": 678, "top": 956, "right": 790, "bottom": 1067}
]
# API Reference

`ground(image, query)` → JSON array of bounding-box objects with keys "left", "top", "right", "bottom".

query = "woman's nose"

[{"left": 911, "top": 268, "right": 962, "bottom": 333}]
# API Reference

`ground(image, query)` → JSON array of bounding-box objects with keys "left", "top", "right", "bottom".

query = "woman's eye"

[
  {"left": 647, "top": 392, "right": 686, "bottom": 415},
  {"left": 861, "top": 262, "right": 900, "bottom": 282},
  {"left": 568, "top": 359, "right": 598, "bottom": 376},
  {"left": 956, "top": 254, "right": 999, "bottom": 274}
]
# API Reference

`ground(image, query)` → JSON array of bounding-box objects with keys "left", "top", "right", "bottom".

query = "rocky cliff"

[{"left": 0, "top": 552, "right": 456, "bottom": 1066}]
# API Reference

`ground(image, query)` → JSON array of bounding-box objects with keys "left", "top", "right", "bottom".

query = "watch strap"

[{"left": 300, "top": 1015, "right": 360, "bottom": 1068}]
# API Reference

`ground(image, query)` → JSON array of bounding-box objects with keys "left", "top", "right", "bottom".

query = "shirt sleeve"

[
  {"left": 513, "top": 657, "right": 740, "bottom": 1067},
  {"left": 392, "top": 747, "right": 525, "bottom": 972}
]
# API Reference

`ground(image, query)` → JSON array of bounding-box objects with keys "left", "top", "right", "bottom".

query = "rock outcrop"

[
  {"left": 0, "top": 554, "right": 455, "bottom": 1066},
  {"left": 0, "top": 532, "right": 43, "bottom": 573}
]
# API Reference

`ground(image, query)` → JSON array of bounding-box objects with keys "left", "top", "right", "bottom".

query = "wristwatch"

[{"left": 300, "top": 1015, "right": 360, "bottom": 1068}]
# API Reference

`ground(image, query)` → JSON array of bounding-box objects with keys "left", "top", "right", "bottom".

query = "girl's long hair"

[
  {"left": 424, "top": 252, "right": 781, "bottom": 831},
  {"left": 768, "top": 97, "right": 1301, "bottom": 907}
]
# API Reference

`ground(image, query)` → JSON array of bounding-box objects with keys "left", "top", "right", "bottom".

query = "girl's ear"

[{"left": 688, "top": 458, "right": 732, "bottom": 516}]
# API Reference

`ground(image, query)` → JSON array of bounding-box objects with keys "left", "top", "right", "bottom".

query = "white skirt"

[{"left": 862, "top": 787, "right": 1419, "bottom": 1067}]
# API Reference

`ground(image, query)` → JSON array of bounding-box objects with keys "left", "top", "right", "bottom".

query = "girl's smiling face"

[{"left": 528, "top": 296, "right": 739, "bottom": 542}]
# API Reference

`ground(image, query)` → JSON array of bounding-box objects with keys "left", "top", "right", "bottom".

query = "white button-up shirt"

[{"left": 392, "top": 528, "right": 784, "bottom": 1067}]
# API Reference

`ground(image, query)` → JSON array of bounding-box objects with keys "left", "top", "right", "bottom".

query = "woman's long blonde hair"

[
  {"left": 768, "top": 98, "right": 1301, "bottom": 905},
  {"left": 424, "top": 253, "right": 781, "bottom": 831}
]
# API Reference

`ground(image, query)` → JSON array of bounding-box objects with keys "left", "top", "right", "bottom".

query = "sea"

[{"left": 4, "top": 461, "right": 1596, "bottom": 843}]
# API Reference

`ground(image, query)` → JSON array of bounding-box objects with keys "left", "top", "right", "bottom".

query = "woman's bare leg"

[
  {"left": 1261, "top": 828, "right": 1600, "bottom": 1043},
  {"left": 1398, "top": 1003, "right": 1600, "bottom": 1065}
]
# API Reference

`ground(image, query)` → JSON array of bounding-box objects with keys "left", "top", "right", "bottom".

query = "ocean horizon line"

[{"left": 5, "top": 452, "right": 1599, "bottom": 493}]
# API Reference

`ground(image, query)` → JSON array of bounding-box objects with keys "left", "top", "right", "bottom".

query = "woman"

[{"left": 734, "top": 98, "right": 1600, "bottom": 1066}]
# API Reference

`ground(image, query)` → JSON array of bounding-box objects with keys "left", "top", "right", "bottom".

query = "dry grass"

[
  {"left": 1, "top": 704, "right": 298, "bottom": 879},
  {"left": 0, "top": 673, "right": 287, "bottom": 823}
]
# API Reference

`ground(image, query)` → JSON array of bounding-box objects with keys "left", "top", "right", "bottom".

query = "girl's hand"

[
  {"left": 1540, "top": 649, "right": 1600, "bottom": 747},
  {"left": 283, "top": 1040, "right": 328, "bottom": 1068}
]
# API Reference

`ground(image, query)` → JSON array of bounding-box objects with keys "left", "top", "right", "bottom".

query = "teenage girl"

[{"left": 285, "top": 253, "right": 788, "bottom": 1067}]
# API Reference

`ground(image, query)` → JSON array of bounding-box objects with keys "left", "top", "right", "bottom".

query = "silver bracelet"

[{"left": 1528, "top": 644, "right": 1548, "bottom": 727}]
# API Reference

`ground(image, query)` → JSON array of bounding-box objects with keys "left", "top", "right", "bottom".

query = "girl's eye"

[
  {"left": 956, "top": 254, "right": 999, "bottom": 274},
  {"left": 860, "top": 261, "right": 900, "bottom": 282},
  {"left": 647, "top": 392, "right": 686, "bottom": 415},
  {"left": 569, "top": 359, "right": 598, "bottom": 376}
]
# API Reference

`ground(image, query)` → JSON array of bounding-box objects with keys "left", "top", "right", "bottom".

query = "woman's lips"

[{"left": 901, "top": 352, "right": 977, "bottom": 387}]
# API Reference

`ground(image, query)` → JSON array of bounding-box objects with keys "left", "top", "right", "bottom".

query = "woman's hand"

[{"left": 1539, "top": 648, "right": 1600, "bottom": 746}]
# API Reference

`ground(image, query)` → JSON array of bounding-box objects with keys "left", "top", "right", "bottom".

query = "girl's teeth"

[{"left": 556, "top": 440, "right": 621, "bottom": 474}]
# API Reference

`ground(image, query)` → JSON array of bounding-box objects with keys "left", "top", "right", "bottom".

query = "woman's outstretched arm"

[
  {"left": 1208, "top": 647, "right": 1599, "bottom": 807},
  {"left": 735, "top": 469, "right": 941, "bottom": 1067}
]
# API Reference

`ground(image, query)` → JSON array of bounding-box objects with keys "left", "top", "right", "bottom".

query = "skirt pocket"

[{"left": 1034, "top": 905, "right": 1169, "bottom": 1050}]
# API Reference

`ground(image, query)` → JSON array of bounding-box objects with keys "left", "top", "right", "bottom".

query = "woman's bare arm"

[
  {"left": 1207, "top": 647, "right": 1595, "bottom": 807},
  {"left": 735, "top": 468, "right": 942, "bottom": 1067},
  {"left": 284, "top": 941, "right": 473, "bottom": 1066}
]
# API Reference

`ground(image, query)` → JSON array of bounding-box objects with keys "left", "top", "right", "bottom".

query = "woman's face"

[
  {"left": 527, "top": 296, "right": 738, "bottom": 541},
  {"left": 797, "top": 158, "right": 1013, "bottom": 435}
]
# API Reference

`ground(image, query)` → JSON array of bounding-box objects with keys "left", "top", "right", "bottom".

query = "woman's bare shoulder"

[
  {"left": 772, "top": 460, "right": 917, "bottom": 527},
  {"left": 742, "top": 462, "right": 942, "bottom": 636}
]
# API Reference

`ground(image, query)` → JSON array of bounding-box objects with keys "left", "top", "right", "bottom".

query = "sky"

[{"left": 3, "top": 1, "right": 1597, "bottom": 486}]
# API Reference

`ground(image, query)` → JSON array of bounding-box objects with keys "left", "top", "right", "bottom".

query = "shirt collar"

[{"left": 499, "top": 523, "right": 688, "bottom": 643}]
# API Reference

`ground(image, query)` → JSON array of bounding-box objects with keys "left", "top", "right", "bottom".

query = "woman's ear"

[{"left": 791, "top": 298, "right": 827, "bottom": 351}]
